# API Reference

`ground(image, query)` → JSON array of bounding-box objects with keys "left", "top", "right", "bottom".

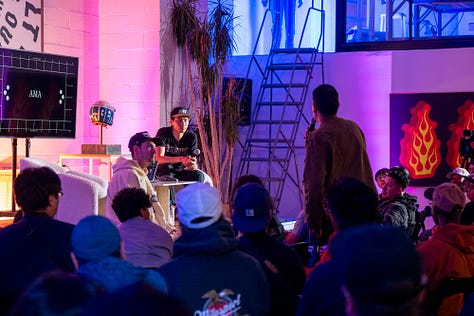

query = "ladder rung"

[
  {"left": 268, "top": 64, "right": 310, "bottom": 70},
  {"left": 262, "top": 83, "right": 306, "bottom": 88},
  {"left": 271, "top": 48, "right": 317, "bottom": 54},
  {"left": 253, "top": 120, "right": 297, "bottom": 124},
  {"left": 256, "top": 101, "right": 302, "bottom": 106},
  {"left": 261, "top": 177, "right": 285, "bottom": 183},
  {"left": 247, "top": 138, "right": 292, "bottom": 143},
  {"left": 242, "top": 157, "right": 287, "bottom": 162}
]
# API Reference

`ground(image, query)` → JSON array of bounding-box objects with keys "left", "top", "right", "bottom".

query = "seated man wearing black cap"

[
  {"left": 106, "top": 131, "right": 172, "bottom": 233},
  {"left": 377, "top": 166, "right": 417, "bottom": 232},
  {"left": 154, "top": 107, "right": 204, "bottom": 183}
]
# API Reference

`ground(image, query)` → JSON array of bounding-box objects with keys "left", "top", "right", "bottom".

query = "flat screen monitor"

[{"left": 0, "top": 48, "right": 78, "bottom": 138}]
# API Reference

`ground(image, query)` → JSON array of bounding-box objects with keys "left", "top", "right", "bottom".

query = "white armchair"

[{"left": 19, "top": 157, "right": 108, "bottom": 225}]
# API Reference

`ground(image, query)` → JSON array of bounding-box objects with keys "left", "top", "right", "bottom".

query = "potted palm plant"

[{"left": 170, "top": 0, "right": 240, "bottom": 202}]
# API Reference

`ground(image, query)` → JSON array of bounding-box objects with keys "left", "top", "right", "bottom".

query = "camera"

[{"left": 459, "top": 129, "right": 474, "bottom": 159}]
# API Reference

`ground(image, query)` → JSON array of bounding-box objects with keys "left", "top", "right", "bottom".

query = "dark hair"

[
  {"left": 14, "top": 167, "right": 61, "bottom": 213},
  {"left": 327, "top": 177, "right": 378, "bottom": 230},
  {"left": 387, "top": 166, "right": 410, "bottom": 190},
  {"left": 375, "top": 168, "right": 390, "bottom": 179},
  {"left": 229, "top": 174, "right": 264, "bottom": 209},
  {"left": 112, "top": 188, "right": 152, "bottom": 223},
  {"left": 312, "top": 84, "right": 340, "bottom": 116},
  {"left": 10, "top": 270, "right": 102, "bottom": 316}
]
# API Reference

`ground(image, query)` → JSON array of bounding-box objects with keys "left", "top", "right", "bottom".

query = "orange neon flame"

[
  {"left": 400, "top": 101, "right": 441, "bottom": 179},
  {"left": 446, "top": 100, "right": 474, "bottom": 169}
]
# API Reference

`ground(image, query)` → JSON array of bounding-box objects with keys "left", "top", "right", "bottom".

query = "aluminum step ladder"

[{"left": 236, "top": 1, "right": 325, "bottom": 210}]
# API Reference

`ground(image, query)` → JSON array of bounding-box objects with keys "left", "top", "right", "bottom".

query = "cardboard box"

[{"left": 81, "top": 144, "right": 121, "bottom": 155}]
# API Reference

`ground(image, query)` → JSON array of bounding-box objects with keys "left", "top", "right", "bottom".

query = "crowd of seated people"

[{"left": 5, "top": 128, "right": 474, "bottom": 315}]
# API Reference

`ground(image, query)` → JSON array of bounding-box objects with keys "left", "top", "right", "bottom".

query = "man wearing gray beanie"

[{"left": 71, "top": 215, "right": 168, "bottom": 294}]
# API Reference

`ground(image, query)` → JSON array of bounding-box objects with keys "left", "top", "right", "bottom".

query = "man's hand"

[{"left": 182, "top": 156, "right": 198, "bottom": 170}]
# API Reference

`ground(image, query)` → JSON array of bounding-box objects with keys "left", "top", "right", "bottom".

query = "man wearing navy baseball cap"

[{"left": 233, "top": 182, "right": 305, "bottom": 315}]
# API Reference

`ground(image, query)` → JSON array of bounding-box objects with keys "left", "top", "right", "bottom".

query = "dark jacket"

[
  {"left": 238, "top": 232, "right": 306, "bottom": 315},
  {"left": 0, "top": 213, "right": 75, "bottom": 314},
  {"left": 158, "top": 219, "right": 270, "bottom": 315}
]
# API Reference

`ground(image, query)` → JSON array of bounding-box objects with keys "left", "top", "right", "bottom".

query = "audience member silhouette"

[
  {"left": 340, "top": 225, "right": 425, "bottom": 316},
  {"left": 158, "top": 183, "right": 270, "bottom": 315},
  {"left": 377, "top": 166, "right": 417, "bottom": 233},
  {"left": 297, "top": 177, "right": 378, "bottom": 316},
  {"left": 71, "top": 215, "right": 168, "bottom": 293},
  {"left": 112, "top": 187, "right": 173, "bottom": 268},
  {"left": 230, "top": 174, "right": 285, "bottom": 241},
  {"left": 374, "top": 167, "right": 389, "bottom": 200},
  {"left": 0, "top": 167, "right": 75, "bottom": 315},
  {"left": 233, "top": 182, "right": 306, "bottom": 315},
  {"left": 82, "top": 281, "right": 191, "bottom": 316},
  {"left": 461, "top": 175, "right": 474, "bottom": 225},
  {"left": 417, "top": 182, "right": 474, "bottom": 315},
  {"left": 10, "top": 270, "right": 102, "bottom": 316}
]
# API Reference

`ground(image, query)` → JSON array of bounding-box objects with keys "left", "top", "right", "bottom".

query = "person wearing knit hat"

[
  {"left": 417, "top": 183, "right": 474, "bottom": 315},
  {"left": 377, "top": 166, "right": 418, "bottom": 233},
  {"left": 232, "top": 183, "right": 305, "bottom": 315},
  {"left": 158, "top": 182, "right": 270, "bottom": 315},
  {"left": 71, "top": 215, "right": 168, "bottom": 294}
]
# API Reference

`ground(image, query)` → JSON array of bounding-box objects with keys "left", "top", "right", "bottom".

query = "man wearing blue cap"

[{"left": 233, "top": 182, "right": 306, "bottom": 315}]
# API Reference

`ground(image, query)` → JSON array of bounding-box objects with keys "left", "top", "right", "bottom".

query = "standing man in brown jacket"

[{"left": 303, "top": 84, "right": 376, "bottom": 243}]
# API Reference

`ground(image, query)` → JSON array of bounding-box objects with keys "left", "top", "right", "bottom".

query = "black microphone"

[
  {"left": 191, "top": 148, "right": 201, "bottom": 158},
  {"left": 309, "top": 118, "right": 316, "bottom": 132}
]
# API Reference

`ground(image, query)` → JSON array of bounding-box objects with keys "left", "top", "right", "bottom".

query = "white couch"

[{"left": 19, "top": 157, "right": 108, "bottom": 225}]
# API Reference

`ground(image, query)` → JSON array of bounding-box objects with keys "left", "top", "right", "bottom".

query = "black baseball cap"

[
  {"left": 128, "top": 131, "right": 154, "bottom": 152},
  {"left": 170, "top": 107, "right": 192, "bottom": 119}
]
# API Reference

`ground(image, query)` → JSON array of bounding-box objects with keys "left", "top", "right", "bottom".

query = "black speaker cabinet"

[{"left": 223, "top": 77, "right": 251, "bottom": 126}]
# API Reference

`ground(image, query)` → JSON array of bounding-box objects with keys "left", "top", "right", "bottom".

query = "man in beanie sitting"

[
  {"left": 71, "top": 215, "right": 168, "bottom": 293},
  {"left": 417, "top": 182, "right": 474, "bottom": 315},
  {"left": 158, "top": 183, "right": 270, "bottom": 315},
  {"left": 106, "top": 131, "right": 173, "bottom": 233},
  {"left": 377, "top": 166, "right": 417, "bottom": 232},
  {"left": 233, "top": 183, "right": 305, "bottom": 315}
]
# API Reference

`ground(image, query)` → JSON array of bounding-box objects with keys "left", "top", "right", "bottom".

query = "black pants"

[{"left": 160, "top": 168, "right": 205, "bottom": 204}]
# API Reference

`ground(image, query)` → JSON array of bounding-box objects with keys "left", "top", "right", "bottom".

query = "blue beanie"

[{"left": 71, "top": 215, "right": 121, "bottom": 262}]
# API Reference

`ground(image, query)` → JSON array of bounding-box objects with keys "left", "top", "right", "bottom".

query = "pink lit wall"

[{"left": 0, "top": 0, "right": 161, "bottom": 163}]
